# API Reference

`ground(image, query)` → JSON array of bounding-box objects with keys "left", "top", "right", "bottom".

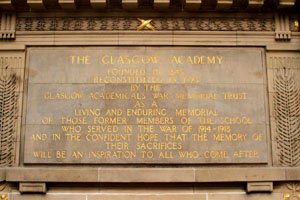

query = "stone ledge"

[
  {"left": 19, "top": 182, "right": 47, "bottom": 193},
  {"left": 195, "top": 168, "right": 286, "bottom": 182},
  {"left": 98, "top": 168, "right": 195, "bottom": 182},
  {"left": 0, "top": 169, "right": 5, "bottom": 181},
  {"left": 2, "top": 167, "right": 300, "bottom": 183}
]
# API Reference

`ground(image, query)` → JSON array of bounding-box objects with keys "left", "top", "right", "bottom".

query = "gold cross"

[{"left": 137, "top": 18, "right": 156, "bottom": 31}]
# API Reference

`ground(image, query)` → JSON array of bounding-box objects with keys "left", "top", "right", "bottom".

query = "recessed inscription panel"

[{"left": 24, "top": 47, "right": 268, "bottom": 164}]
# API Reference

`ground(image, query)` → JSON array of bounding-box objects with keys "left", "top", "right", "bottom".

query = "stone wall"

[{"left": 0, "top": 11, "right": 299, "bottom": 200}]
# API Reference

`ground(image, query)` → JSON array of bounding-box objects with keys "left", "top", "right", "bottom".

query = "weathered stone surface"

[
  {"left": 4, "top": 167, "right": 300, "bottom": 182},
  {"left": 208, "top": 193, "right": 283, "bottom": 200},
  {"left": 88, "top": 194, "right": 206, "bottom": 200},
  {"left": 195, "top": 168, "right": 286, "bottom": 182},
  {"left": 285, "top": 168, "right": 300, "bottom": 180},
  {"left": 24, "top": 47, "right": 268, "bottom": 164},
  {"left": 7, "top": 168, "right": 98, "bottom": 182},
  {"left": 98, "top": 168, "right": 195, "bottom": 182},
  {"left": 0, "top": 169, "right": 5, "bottom": 181},
  {"left": 11, "top": 194, "right": 87, "bottom": 200}
]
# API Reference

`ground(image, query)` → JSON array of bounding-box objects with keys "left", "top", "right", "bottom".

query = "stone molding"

[
  {"left": 269, "top": 55, "right": 300, "bottom": 167},
  {"left": 247, "top": 182, "right": 273, "bottom": 193},
  {"left": 16, "top": 16, "right": 275, "bottom": 32},
  {"left": 274, "top": 68, "right": 300, "bottom": 167},
  {"left": 275, "top": 14, "right": 291, "bottom": 41},
  {"left": 0, "top": 13, "right": 16, "bottom": 40},
  {"left": 2, "top": 167, "right": 300, "bottom": 183},
  {"left": 0, "top": 54, "right": 24, "bottom": 168},
  {"left": 19, "top": 182, "right": 47, "bottom": 193},
  {"left": 0, "top": 0, "right": 298, "bottom": 12},
  {"left": 0, "top": 64, "right": 18, "bottom": 168}
]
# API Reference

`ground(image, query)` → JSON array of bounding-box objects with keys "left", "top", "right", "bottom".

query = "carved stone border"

[
  {"left": 0, "top": 53, "right": 25, "bottom": 168},
  {"left": 16, "top": 17, "right": 275, "bottom": 32}
]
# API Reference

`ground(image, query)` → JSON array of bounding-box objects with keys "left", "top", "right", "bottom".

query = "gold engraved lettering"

[
  {"left": 234, "top": 150, "right": 258, "bottom": 158},
  {"left": 183, "top": 76, "right": 200, "bottom": 83},
  {"left": 123, "top": 125, "right": 133, "bottom": 133},
  {"left": 33, "top": 151, "right": 52, "bottom": 158},
  {"left": 138, "top": 133, "right": 158, "bottom": 141},
  {"left": 127, "top": 108, "right": 167, "bottom": 116},
  {"left": 61, "top": 117, "right": 87, "bottom": 125},
  {"left": 65, "top": 133, "right": 81, "bottom": 141},
  {"left": 107, "top": 68, "right": 146, "bottom": 76},
  {"left": 141, "top": 151, "right": 154, "bottom": 158},
  {"left": 93, "top": 117, "right": 127, "bottom": 125},
  {"left": 56, "top": 150, "right": 66, "bottom": 159},
  {"left": 152, "top": 68, "right": 161, "bottom": 75},
  {"left": 131, "top": 93, "right": 146, "bottom": 100},
  {"left": 93, "top": 75, "right": 162, "bottom": 84},
  {"left": 52, "top": 133, "right": 61, "bottom": 141},
  {"left": 221, "top": 117, "right": 252, "bottom": 125},
  {"left": 138, "top": 125, "right": 154, "bottom": 133},
  {"left": 44, "top": 92, "right": 83, "bottom": 100},
  {"left": 72, "top": 151, "right": 84, "bottom": 159},
  {"left": 213, "top": 133, "right": 247, "bottom": 142},
  {"left": 217, "top": 125, "right": 231, "bottom": 133},
  {"left": 176, "top": 109, "right": 217, "bottom": 117},
  {"left": 204, "top": 151, "right": 228, "bottom": 159},
  {"left": 165, "top": 133, "right": 187, "bottom": 141},
  {"left": 41, "top": 117, "right": 53, "bottom": 124},
  {"left": 223, "top": 92, "right": 247, "bottom": 100},
  {"left": 87, "top": 125, "right": 118, "bottom": 133},
  {"left": 178, "top": 151, "right": 200, "bottom": 158},
  {"left": 27, "top": 48, "right": 267, "bottom": 164},
  {"left": 198, "top": 125, "right": 211, "bottom": 133},
  {"left": 85, "top": 133, "right": 132, "bottom": 142},
  {"left": 176, "top": 92, "right": 217, "bottom": 100},
  {"left": 136, "top": 117, "right": 174, "bottom": 125},
  {"left": 90, "top": 92, "right": 129, "bottom": 100},
  {"left": 159, "top": 125, "right": 177, "bottom": 133},
  {"left": 171, "top": 56, "right": 223, "bottom": 65},
  {"left": 70, "top": 56, "right": 91, "bottom": 65},
  {"left": 252, "top": 133, "right": 262, "bottom": 141},
  {"left": 199, "top": 117, "right": 214, "bottom": 124},
  {"left": 105, "top": 109, "right": 122, "bottom": 116},
  {"left": 159, "top": 151, "right": 174, "bottom": 158},
  {"left": 151, "top": 101, "right": 158, "bottom": 108},
  {"left": 106, "top": 142, "right": 129, "bottom": 150},
  {"left": 152, "top": 92, "right": 168, "bottom": 100},
  {"left": 134, "top": 101, "right": 145, "bottom": 108},
  {"left": 31, "top": 133, "right": 47, "bottom": 141},
  {"left": 180, "top": 117, "right": 191, "bottom": 124},
  {"left": 74, "top": 109, "right": 101, "bottom": 116},
  {"left": 182, "top": 125, "right": 192, "bottom": 133},
  {"left": 130, "top": 84, "right": 140, "bottom": 92},
  {"left": 144, "top": 84, "right": 161, "bottom": 91},
  {"left": 101, "top": 55, "right": 158, "bottom": 65},
  {"left": 136, "top": 142, "right": 182, "bottom": 150},
  {"left": 192, "top": 134, "right": 208, "bottom": 141},
  {"left": 88, "top": 151, "right": 136, "bottom": 159},
  {"left": 61, "top": 125, "right": 82, "bottom": 133}
]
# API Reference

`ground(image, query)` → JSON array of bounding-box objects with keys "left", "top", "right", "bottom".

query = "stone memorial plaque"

[{"left": 24, "top": 47, "right": 268, "bottom": 164}]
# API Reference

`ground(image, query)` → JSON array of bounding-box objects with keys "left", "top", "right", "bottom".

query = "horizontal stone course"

[
  {"left": 4, "top": 167, "right": 300, "bottom": 182},
  {"left": 9, "top": 192, "right": 285, "bottom": 200}
]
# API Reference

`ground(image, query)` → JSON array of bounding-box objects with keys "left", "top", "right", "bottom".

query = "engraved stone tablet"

[{"left": 24, "top": 47, "right": 268, "bottom": 164}]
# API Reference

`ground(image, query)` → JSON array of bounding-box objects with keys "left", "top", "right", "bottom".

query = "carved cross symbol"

[{"left": 137, "top": 18, "right": 156, "bottom": 31}]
